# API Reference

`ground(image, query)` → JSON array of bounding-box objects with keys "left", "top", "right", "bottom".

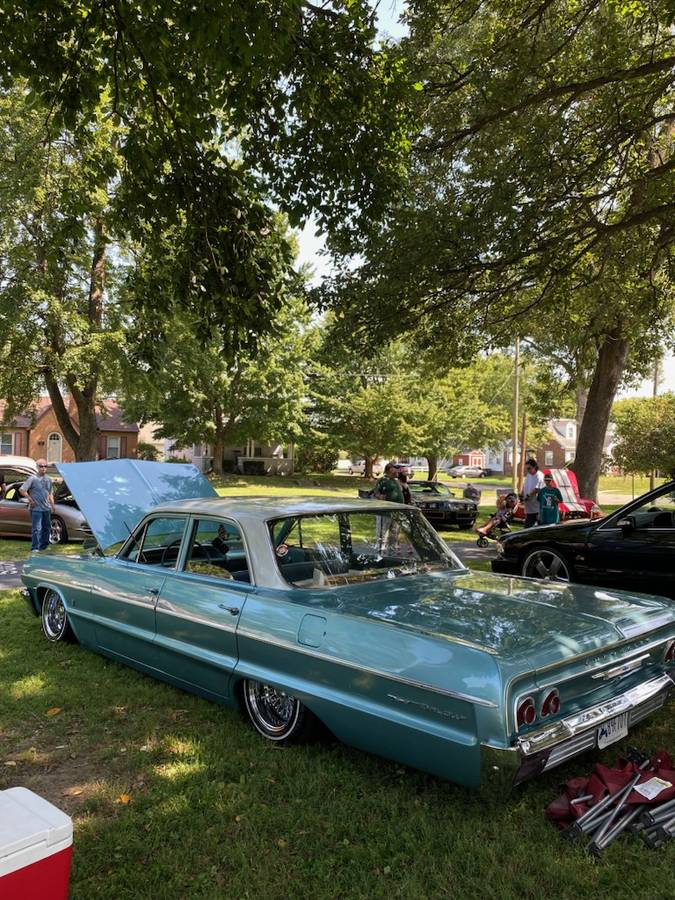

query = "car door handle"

[
  {"left": 218, "top": 604, "right": 240, "bottom": 616},
  {"left": 146, "top": 587, "right": 160, "bottom": 596}
]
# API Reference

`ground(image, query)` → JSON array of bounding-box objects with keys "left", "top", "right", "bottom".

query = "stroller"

[{"left": 475, "top": 492, "right": 518, "bottom": 548}]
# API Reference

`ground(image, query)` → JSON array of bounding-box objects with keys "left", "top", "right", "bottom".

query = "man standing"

[
  {"left": 20, "top": 459, "right": 55, "bottom": 551},
  {"left": 373, "top": 462, "right": 404, "bottom": 552},
  {"left": 522, "top": 458, "right": 545, "bottom": 528},
  {"left": 538, "top": 472, "right": 564, "bottom": 525}
]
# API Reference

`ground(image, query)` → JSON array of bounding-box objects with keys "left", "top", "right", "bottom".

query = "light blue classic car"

[{"left": 21, "top": 461, "right": 675, "bottom": 790}]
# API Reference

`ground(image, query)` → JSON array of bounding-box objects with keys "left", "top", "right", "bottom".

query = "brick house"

[{"left": 0, "top": 397, "right": 139, "bottom": 462}]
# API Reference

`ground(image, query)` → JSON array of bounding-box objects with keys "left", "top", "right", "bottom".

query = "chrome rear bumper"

[{"left": 482, "top": 672, "right": 674, "bottom": 788}]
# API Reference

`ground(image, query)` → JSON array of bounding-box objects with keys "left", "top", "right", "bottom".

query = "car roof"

[{"left": 151, "top": 495, "right": 410, "bottom": 520}]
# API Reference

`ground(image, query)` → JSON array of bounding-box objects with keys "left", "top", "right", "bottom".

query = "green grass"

[{"left": 1, "top": 591, "right": 673, "bottom": 899}]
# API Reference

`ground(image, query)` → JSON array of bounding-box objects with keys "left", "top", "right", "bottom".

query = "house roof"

[
  {"left": 549, "top": 418, "right": 577, "bottom": 450},
  {"left": 0, "top": 397, "right": 138, "bottom": 433}
]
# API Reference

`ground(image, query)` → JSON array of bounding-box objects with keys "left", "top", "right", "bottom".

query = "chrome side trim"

[
  {"left": 155, "top": 600, "right": 237, "bottom": 634},
  {"left": 235, "top": 626, "right": 498, "bottom": 708}
]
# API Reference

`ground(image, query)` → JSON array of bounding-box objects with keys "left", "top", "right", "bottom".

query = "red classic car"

[{"left": 512, "top": 468, "right": 603, "bottom": 522}]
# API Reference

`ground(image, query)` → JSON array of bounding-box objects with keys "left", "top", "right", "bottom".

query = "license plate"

[{"left": 597, "top": 712, "right": 628, "bottom": 749}]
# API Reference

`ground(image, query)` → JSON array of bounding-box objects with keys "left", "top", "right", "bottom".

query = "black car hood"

[{"left": 502, "top": 518, "right": 596, "bottom": 546}]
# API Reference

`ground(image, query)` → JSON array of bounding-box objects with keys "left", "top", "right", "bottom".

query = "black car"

[
  {"left": 408, "top": 480, "right": 478, "bottom": 529},
  {"left": 492, "top": 480, "right": 675, "bottom": 598}
]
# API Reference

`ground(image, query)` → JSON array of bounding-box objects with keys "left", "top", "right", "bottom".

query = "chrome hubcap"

[
  {"left": 246, "top": 682, "right": 297, "bottom": 734},
  {"left": 50, "top": 520, "right": 62, "bottom": 544},
  {"left": 525, "top": 551, "right": 570, "bottom": 582},
  {"left": 43, "top": 592, "right": 66, "bottom": 638}
]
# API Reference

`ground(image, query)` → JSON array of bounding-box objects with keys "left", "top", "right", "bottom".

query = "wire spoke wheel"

[
  {"left": 523, "top": 549, "right": 571, "bottom": 583},
  {"left": 41, "top": 589, "right": 72, "bottom": 642},
  {"left": 243, "top": 680, "right": 314, "bottom": 743}
]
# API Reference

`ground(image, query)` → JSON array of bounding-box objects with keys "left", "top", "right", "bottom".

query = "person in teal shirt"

[{"left": 538, "top": 473, "right": 563, "bottom": 525}]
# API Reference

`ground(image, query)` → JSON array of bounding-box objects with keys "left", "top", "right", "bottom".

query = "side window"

[
  {"left": 184, "top": 519, "right": 250, "bottom": 582},
  {"left": 628, "top": 491, "right": 675, "bottom": 529},
  {"left": 121, "top": 516, "right": 188, "bottom": 567}
]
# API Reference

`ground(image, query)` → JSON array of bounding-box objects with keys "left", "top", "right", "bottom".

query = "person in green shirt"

[
  {"left": 538, "top": 473, "right": 563, "bottom": 525},
  {"left": 373, "top": 463, "right": 404, "bottom": 504}
]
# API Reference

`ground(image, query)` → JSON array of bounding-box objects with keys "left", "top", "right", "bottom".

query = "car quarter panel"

[{"left": 235, "top": 586, "right": 504, "bottom": 788}]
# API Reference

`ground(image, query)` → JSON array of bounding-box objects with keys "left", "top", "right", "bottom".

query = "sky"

[{"left": 295, "top": 1, "right": 674, "bottom": 398}]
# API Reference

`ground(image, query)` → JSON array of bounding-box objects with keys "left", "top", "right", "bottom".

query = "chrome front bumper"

[{"left": 482, "top": 672, "right": 674, "bottom": 788}]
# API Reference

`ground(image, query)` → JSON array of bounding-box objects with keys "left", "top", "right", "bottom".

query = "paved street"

[{"left": 0, "top": 560, "right": 24, "bottom": 590}]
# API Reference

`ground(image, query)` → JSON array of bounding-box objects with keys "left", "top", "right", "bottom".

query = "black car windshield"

[
  {"left": 269, "top": 509, "right": 461, "bottom": 588},
  {"left": 409, "top": 482, "right": 453, "bottom": 495}
]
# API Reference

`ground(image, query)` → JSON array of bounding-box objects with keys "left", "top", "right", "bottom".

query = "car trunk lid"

[
  {"left": 56, "top": 460, "right": 217, "bottom": 552},
  {"left": 339, "top": 571, "right": 675, "bottom": 663}
]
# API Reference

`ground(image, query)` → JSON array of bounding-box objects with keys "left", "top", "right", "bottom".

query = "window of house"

[
  {"left": 565, "top": 450, "right": 575, "bottom": 463},
  {"left": 566, "top": 423, "right": 576, "bottom": 441},
  {"left": 544, "top": 451, "right": 554, "bottom": 466},
  {"left": 0, "top": 432, "right": 12, "bottom": 455},
  {"left": 106, "top": 435, "right": 121, "bottom": 459}
]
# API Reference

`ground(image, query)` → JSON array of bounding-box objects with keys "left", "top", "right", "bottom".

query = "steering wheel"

[{"left": 160, "top": 539, "right": 212, "bottom": 567}]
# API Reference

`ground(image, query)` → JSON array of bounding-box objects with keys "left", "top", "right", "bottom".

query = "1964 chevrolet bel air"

[{"left": 21, "top": 461, "right": 675, "bottom": 790}]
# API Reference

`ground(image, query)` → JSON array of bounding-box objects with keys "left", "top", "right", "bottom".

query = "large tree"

[
  {"left": 0, "top": 86, "right": 124, "bottom": 459},
  {"left": 122, "top": 295, "right": 311, "bottom": 475},
  {"left": 323, "top": 0, "right": 675, "bottom": 499},
  {"left": 0, "top": 2, "right": 411, "bottom": 339},
  {"left": 612, "top": 394, "right": 675, "bottom": 479}
]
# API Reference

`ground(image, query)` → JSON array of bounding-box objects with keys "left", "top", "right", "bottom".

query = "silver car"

[{"left": 0, "top": 456, "right": 91, "bottom": 543}]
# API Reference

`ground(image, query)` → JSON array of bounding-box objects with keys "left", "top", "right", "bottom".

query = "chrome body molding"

[
  {"left": 590, "top": 653, "right": 650, "bottom": 680},
  {"left": 386, "top": 694, "right": 469, "bottom": 721},
  {"left": 235, "top": 626, "right": 498, "bottom": 708}
]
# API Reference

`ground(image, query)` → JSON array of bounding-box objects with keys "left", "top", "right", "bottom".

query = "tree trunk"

[
  {"left": 575, "top": 385, "right": 588, "bottom": 432},
  {"left": 571, "top": 335, "right": 630, "bottom": 500},
  {"left": 212, "top": 408, "right": 225, "bottom": 475},
  {"left": 364, "top": 456, "right": 374, "bottom": 478},
  {"left": 426, "top": 455, "right": 438, "bottom": 481}
]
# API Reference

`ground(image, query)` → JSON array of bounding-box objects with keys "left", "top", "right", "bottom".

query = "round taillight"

[
  {"left": 541, "top": 689, "right": 561, "bottom": 717},
  {"left": 517, "top": 697, "right": 536, "bottom": 728},
  {"left": 665, "top": 641, "right": 675, "bottom": 663}
]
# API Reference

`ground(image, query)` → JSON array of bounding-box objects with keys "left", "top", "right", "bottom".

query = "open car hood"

[{"left": 56, "top": 460, "right": 217, "bottom": 551}]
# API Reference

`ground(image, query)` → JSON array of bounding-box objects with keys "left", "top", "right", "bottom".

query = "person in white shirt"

[{"left": 522, "top": 458, "right": 545, "bottom": 528}]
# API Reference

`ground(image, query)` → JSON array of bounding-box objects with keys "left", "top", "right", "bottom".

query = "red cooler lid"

[{"left": 0, "top": 788, "right": 72, "bottom": 860}]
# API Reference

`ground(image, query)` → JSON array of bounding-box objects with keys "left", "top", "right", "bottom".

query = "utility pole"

[
  {"left": 650, "top": 357, "right": 660, "bottom": 490},
  {"left": 512, "top": 337, "right": 520, "bottom": 493}
]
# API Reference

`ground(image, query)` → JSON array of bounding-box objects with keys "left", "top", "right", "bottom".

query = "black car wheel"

[
  {"left": 243, "top": 680, "right": 316, "bottom": 743},
  {"left": 49, "top": 516, "right": 68, "bottom": 544},
  {"left": 521, "top": 547, "right": 573, "bottom": 583},
  {"left": 41, "top": 589, "right": 75, "bottom": 642}
]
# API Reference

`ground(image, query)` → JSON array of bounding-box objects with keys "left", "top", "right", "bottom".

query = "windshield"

[
  {"left": 409, "top": 482, "right": 452, "bottom": 496},
  {"left": 269, "top": 509, "right": 462, "bottom": 588}
]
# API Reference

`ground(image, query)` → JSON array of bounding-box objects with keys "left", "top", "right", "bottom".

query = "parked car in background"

[
  {"left": 493, "top": 480, "right": 675, "bottom": 598},
  {"left": 22, "top": 460, "right": 675, "bottom": 791},
  {"left": 348, "top": 460, "right": 384, "bottom": 476},
  {"left": 446, "top": 464, "right": 491, "bottom": 479},
  {"left": 0, "top": 456, "right": 91, "bottom": 544},
  {"left": 409, "top": 480, "right": 478, "bottom": 529},
  {"left": 511, "top": 469, "right": 603, "bottom": 523}
]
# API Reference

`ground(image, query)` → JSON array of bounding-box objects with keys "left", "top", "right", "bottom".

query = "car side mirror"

[{"left": 617, "top": 516, "right": 634, "bottom": 532}]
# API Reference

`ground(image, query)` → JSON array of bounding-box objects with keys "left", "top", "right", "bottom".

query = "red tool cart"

[{"left": 0, "top": 787, "right": 73, "bottom": 899}]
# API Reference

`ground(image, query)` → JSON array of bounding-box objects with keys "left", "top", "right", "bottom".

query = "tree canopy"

[{"left": 611, "top": 394, "right": 675, "bottom": 479}]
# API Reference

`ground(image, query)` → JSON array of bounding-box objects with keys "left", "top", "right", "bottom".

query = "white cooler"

[{"left": 0, "top": 787, "right": 73, "bottom": 899}]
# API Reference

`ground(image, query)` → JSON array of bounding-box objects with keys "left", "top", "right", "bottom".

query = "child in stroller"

[{"left": 475, "top": 492, "right": 519, "bottom": 547}]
